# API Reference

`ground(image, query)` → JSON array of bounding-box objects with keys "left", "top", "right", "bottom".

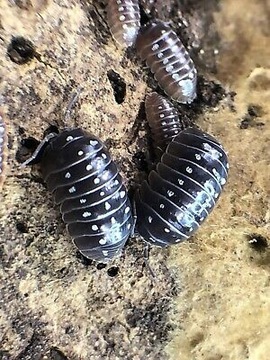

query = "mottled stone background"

[{"left": 0, "top": 0, "right": 269, "bottom": 359}]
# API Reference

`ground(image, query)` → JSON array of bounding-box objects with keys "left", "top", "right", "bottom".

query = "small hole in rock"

[
  {"left": 44, "top": 125, "right": 59, "bottom": 137},
  {"left": 247, "top": 234, "right": 268, "bottom": 252},
  {"left": 107, "top": 69, "right": 126, "bottom": 104},
  {"left": 107, "top": 266, "right": 119, "bottom": 277},
  {"left": 7, "top": 36, "right": 36, "bottom": 64},
  {"left": 20, "top": 137, "right": 40, "bottom": 150},
  {"left": 49, "top": 347, "right": 69, "bottom": 360},
  {"left": 96, "top": 262, "right": 107, "bottom": 270},
  {"left": 16, "top": 222, "right": 28, "bottom": 233}
]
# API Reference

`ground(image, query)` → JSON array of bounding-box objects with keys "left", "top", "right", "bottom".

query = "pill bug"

[
  {"left": 23, "top": 128, "right": 134, "bottom": 262},
  {"left": 136, "top": 21, "right": 197, "bottom": 104},
  {"left": 0, "top": 112, "right": 7, "bottom": 190},
  {"left": 145, "top": 92, "right": 183, "bottom": 154},
  {"left": 135, "top": 127, "right": 229, "bottom": 246},
  {"left": 107, "top": 0, "right": 141, "bottom": 48}
]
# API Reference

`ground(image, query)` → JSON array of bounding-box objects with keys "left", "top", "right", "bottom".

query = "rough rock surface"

[{"left": 0, "top": 0, "right": 269, "bottom": 359}]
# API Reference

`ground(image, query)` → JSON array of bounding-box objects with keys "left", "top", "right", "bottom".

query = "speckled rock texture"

[{"left": 0, "top": 0, "right": 269, "bottom": 359}]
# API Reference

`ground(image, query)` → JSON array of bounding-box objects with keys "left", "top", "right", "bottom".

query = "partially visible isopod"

[
  {"left": 23, "top": 128, "right": 134, "bottom": 262},
  {"left": 107, "top": 0, "right": 141, "bottom": 48},
  {"left": 135, "top": 127, "right": 229, "bottom": 246},
  {"left": 140, "top": 0, "right": 155, "bottom": 14},
  {"left": 145, "top": 92, "right": 183, "bottom": 154},
  {"left": 136, "top": 21, "right": 197, "bottom": 104},
  {"left": 0, "top": 112, "right": 7, "bottom": 190}
]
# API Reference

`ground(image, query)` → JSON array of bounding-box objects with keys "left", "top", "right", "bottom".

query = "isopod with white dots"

[
  {"left": 0, "top": 111, "right": 7, "bottom": 190},
  {"left": 107, "top": 0, "right": 141, "bottom": 48},
  {"left": 22, "top": 128, "right": 134, "bottom": 263},
  {"left": 136, "top": 20, "right": 197, "bottom": 104},
  {"left": 145, "top": 92, "right": 183, "bottom": 155},
  {"left": 134, "top": 127, "right": 229, "bottom": 246}
]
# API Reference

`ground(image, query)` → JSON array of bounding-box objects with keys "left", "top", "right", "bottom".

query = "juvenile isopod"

[
  {"left": 136, "top": 21, "right": 197, "bottom": 104},
  {"left": 135, "top": 127, "right": 229, "bottom": 246},
  {"left": 107, "top": 0, "right": 141, "bottom": 48},
  {"left": 23, "top": 128, "right": 134, "bottom": 262},
  {"left": 0, "top": 112, "right": 7, "bottom": 190},
  {"left": 145, "top": 92, "right": 183, "bottom": 154}
]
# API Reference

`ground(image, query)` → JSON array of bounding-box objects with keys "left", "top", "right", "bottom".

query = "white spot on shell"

[
  {"left": 94, "top": 177, "right": 100, "bottom": 184},
  {"left": 102, "top": 250, "right": 109, "bottom": 256},
  {"left": 165, "top": 65, "right": 174, "bottom": 72},
  {"left": 186, "top": 166, "right": 193, "bottom": 174},
  {"left": 90, "top": 140, "right": 98, "bottom": 146},
  {"left": 120, "top": 191, "right": 125, "bottom": 198},
  {"left": 178, "top": 179, "right": 184, "bottom": 185},
  {"left": 92, "top": 225, "right": 98, "bottom": 231},
  {"left": 119, "top": 15, "right": 125, "bottom": 21},
  {"left": 220, "top": 178, "right": 226, "bottom": 185},
  {"left": 160, "top": 203, "right": 165, "bottom": 209},
  {"left": 65, "top": 172, "right": 71, "bottom": 179},
  {"left": 82, "top": 211, "right": 91, "bottom": 218},
  {"left": 164, "top": 228, "right": 170, "bottom": 233},
  {"left": 78, "top": 150, "right": 84, "bottom": 156},
  {"left": 148, "top": 216, "right": 152, "bottom": 223},
  {"left": 101, "top": 153, "right": 107, "bottom": 159},
  {"left": 152, "top": 44, "right": 159, "bottom": 51},
  {"left": 69, "top": 186, "right": 76, "bottom": 193},
  {"left": 86, "top": 164, "right": 92, "bottom": 171},
  {"left": 125, "top": 207, "right": 130, "bottom": 214},
  {"left": 159, "top": 113, "right": 165, "bottom": 118},
  {"left": 195, "top": 154, "right": 201, "bottom": 160},
  {"left": 100, "top": 191, "right": 105, "bottom": 196},
  {"left": 163, "top": 58, "right": 169, "bottom": 65},
  {"left": 99, "top": 238, "right": 107, "bottom": 245},
  {"left": 111, "top": 217, "right": 116, "bottom": 224},
  {"left": 172, "top": 73, "right": 181, "bottom": 81},
  {"left": 80, "top": 198, "right": 87, "bottom": 204},
  {"left": 66, "top": 136, "right": 73, "bottom": 141},
  {"left": 105, "top": 202, "right": 111, "bottom": 210},
  {"left": 167, "top": 190, "right": 174, "bottom": 197}
]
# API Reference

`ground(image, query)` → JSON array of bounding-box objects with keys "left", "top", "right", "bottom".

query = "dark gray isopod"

[
  {"left": 145, "top": 92, "right": 183, "bottom": 154},
  {"left": 135, "top": 127, "right": 229, "bottom": 246},
  {"left": 24, "top": 128, "right": 134, "bottom": 262},
  {"left": 107, "top": 0, "right": 140, "bottom": 48},
  {"left": 136, "top": 21, "right": 197, "bottom": 104},
  {"left": 0, "top": 111, "right": 7, "bottom": 190}
]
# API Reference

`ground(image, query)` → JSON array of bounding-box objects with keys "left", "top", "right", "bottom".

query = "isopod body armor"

[
  {"left": 107, "top": 0, "right": 140, "bottom": 48},
  {"left": 26, "top": 129, "right": 134, "bottom": 262},
  {"left": 136, "top": 21, "right": 197, "bottom": 104},
  {"left": 135, "top": 128, "right": 229, "bottom": 246},
  {"left": 145, "top": 92, "right": 183, "bottom": 154},
  {"left": 0, "top": 112, "right": 7, "bottom": 189}
]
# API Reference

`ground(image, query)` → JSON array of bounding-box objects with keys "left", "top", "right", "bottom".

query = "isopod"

[
  {"left": 107, "top": 0, "right": 140, "bottom": 48},
  {"left": 0, "top": 112, "right": 7, "bottom": 190},
  {"left": 23, "top": 128, "right": 134, "bottom": 262},
  {"left": 135, "top": 127, "right": 229, "bottom": 246},
  {"left": 145, "top": 92, "right": 183, "bottom": 154},
  {"left": 136, "top": 21, "right": 197, "bottom": 104}
]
